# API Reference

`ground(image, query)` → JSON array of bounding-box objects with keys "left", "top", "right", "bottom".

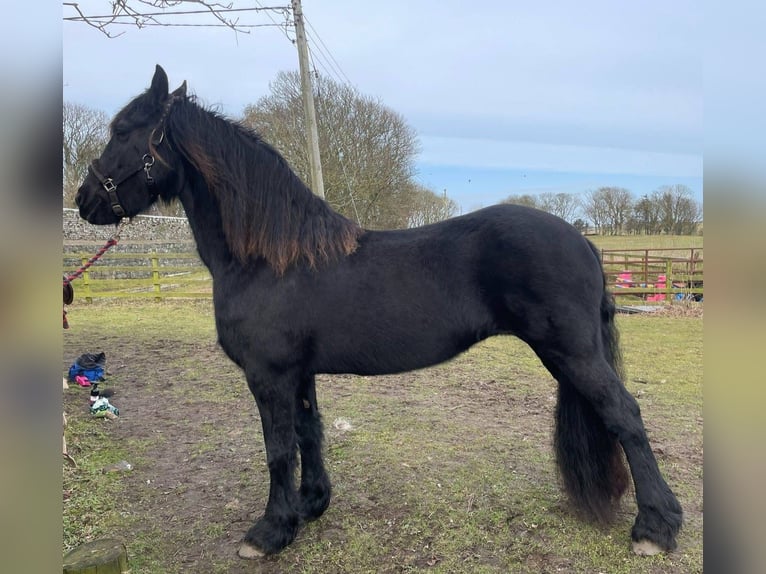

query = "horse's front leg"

[
  {"left": 238, "top": 370, "right": 301, "bottom": 558},
  {"left": 295, "top": 374, "right": 332, "bottom": 521}
]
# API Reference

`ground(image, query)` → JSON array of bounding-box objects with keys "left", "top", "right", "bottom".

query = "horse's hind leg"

[
  {"left": 555, "top": 357, "right": 681, "bottom": 551},
  {"left": 526, "top": 310, "right": 682, "bottom": 554},
  {"left": 295, "top": 374, "right": 332, "bottom": 521},
  {"left": 238, "top": 369, "right": 302, "bottom": 558}
]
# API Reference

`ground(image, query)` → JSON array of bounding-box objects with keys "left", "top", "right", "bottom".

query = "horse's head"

[{"left": 76, "top": 65, "right": 187, "bottom": 224}]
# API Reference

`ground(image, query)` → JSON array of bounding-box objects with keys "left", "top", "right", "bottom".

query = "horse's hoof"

[
  {"left": 238, "top": 542, "right": 265, "bottom": 559},
  {"left": 632, "top": 539, "right": 664, "bottom": 556}
]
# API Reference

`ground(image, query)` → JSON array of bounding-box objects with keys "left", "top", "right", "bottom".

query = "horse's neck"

[{"left": 178, "top": 176, "right": 235, "bottom": 275}]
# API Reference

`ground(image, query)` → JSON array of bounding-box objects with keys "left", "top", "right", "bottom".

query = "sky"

[{"left": 61, "top": 0, "right": 703, "bottom": 214}]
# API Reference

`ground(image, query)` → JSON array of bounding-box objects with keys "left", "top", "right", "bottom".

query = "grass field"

[
  {"left": 586, "top": 235, "right": 703, "bottom": 251},
  {"left": 63, "top": 299, "right": 702, "bottom": 573}
]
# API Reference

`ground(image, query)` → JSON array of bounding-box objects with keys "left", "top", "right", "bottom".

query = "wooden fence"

[
  {"left": 64, "top": 245, "right": 703, "bottom": 302},
  {"left": 63, "top": 245, "right": 211, "bottom": 301},
  {"left": 601, "top": 247, "right": 703, "bottom": 302}
]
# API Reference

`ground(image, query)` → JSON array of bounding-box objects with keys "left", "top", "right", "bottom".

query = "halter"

[
  {"left": 89, "top": 94, "right": 180, "bottom": 218},
  {"left": 89, "top": 154, "right": 156, "bottom": 218}
]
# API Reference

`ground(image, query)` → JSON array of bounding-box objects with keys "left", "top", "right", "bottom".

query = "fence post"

[
  {"left": 151, "top": 254, "right": 162, "bottom": 301},
  {"left": 666, "top": 259, "right": 673, "bottom": 301},
  {"left": 643, "top": 249, "right": 649, "bottom": 286},
  {"left": 81, "top": 257, "right": 93, "bottom": 303}
]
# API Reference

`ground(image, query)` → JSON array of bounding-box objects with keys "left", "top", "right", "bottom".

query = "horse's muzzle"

[{"left": 75, "top": 184, "right": 121, "bottom": 225}]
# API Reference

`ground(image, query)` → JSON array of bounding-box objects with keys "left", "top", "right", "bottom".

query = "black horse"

[{"left": 75, "top": 66, "right": 682, "bottom": 558}]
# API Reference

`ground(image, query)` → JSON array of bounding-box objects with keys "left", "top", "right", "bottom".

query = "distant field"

[{"left": 587, "top": 235, "right": 703, "bottom": 251}]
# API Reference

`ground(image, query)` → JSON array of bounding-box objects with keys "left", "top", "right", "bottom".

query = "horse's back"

[{"left": 415, "top": 204, "right": 604, "bottom": 302}]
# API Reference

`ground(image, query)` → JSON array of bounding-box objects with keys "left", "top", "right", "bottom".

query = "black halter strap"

[{"left": 89, "top": 154, "right": 156, "bottom": 218}]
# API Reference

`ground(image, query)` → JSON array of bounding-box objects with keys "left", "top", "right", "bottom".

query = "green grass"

[
  {"left": 63, "top": 416, "right": 141, "bottom": 550},
  {"left": 587, "top": 235, "right": 702, "bottom": 251},
  {"left": 63, "top": 300, "right": 702, "bottom": 573}
]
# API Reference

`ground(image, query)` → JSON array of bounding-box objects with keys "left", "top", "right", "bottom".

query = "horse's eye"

[{"left": 112, "top": 124, "right": 131, "bottom": 141}]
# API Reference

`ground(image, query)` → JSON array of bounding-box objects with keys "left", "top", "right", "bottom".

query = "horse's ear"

[
  {"left": 150, "top": 65, "right": 169, "bottom": 103},
  {"left": 171, "top": 80, "right": 187, "bottom": 99}
]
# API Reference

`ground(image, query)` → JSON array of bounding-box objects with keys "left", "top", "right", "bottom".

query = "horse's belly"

[{"left": 313, "top": 321, "right": 489, "bottom": 376}]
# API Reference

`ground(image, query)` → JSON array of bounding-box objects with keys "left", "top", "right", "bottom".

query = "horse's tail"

[{"left": 553, "top": 241, "right": 630, "bottom": 523}]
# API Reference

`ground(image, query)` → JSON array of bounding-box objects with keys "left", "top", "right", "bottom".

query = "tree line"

[
  {"left": 63, "top": 72, "right": 700, "bottom": 235},
  {"left": 503, "top": 185, "right": 702, "bottom": 235}
]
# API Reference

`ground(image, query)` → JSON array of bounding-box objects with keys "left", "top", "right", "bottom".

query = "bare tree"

[
  {"left": 580, "top": 187, "right": 632, "bottom": 235},
  {"left": 63, "top": 1, "right": 291, "bottom": 38},
  {"left": 571, "top": 218, "right": 588, "bottom": 233},
  {"left": 501, "top": 194, "right": 539, "bottom": 209},
  {"left": 63, "top": 101, "right": 109, "bottom": 207},
  {"left": 602, "top": 187, "right": 633, "bottom": 235},
  {"left": 629, "top": 194, "right": 661, "bottom": 235},
  {"left": 406, "top": 186, "right": 458, "bottom": 228},
  {"left": 242, "top": 71, "right": 447, "bottom": 229},
  {"left": 580, "top": 189, "right": 607, "bottom": 234},
  {"left": 538, "top": 192, "right": 580, "bottom": 224},
  {"left": 653, "top": 184, "right": 702, "bottom": 235}
]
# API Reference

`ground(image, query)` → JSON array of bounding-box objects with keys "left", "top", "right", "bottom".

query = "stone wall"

[{"left": 63, "top": 208, "right": 194, "bottom": 243}]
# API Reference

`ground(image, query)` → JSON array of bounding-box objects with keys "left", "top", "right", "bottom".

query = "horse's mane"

[{"left": 164, "top": 96, "right": 363, "bottom": 275}]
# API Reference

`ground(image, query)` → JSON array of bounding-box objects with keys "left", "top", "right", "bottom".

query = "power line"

[
  {"left": 305, "top": 41, "right": 336, "bottom": 80},
  {"left": 254, "top": 0, "right": 294, "bottom": 41},
  {"left": 305, "top": 35, "right": 343, "bottom": 85},
  {"left": 304, "top": 17, "right": 353, "bottom": 86},
  {"left": 295, "top": 14, "right": 362, "bottom": 222},
  {"left": 305, "top": 44, "right": 361, "bottom": 223}
]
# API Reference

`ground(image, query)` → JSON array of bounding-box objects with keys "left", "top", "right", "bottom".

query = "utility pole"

[{"left": 291, "top": 0, "right": 325, "bottom": 198}]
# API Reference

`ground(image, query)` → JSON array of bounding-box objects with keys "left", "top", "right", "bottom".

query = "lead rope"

[{"left": 63, "top": 219, "right": 129, "bottom": 328}]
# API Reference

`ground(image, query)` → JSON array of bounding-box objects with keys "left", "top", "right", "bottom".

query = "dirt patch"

[
  {"left": 652, "top": 303, "right": 703, "bottom": 318},
  {"left": 63, "top": 310, "right": 702, "bottom": 573}
]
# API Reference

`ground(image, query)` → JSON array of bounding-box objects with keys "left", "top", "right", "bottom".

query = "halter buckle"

[
  {"left": 151, "top": 129, "right": 165, "bottom": 146},
  {"left": 110, "top": 201, "right": 126, "bottom": 218},
  {"left": 143, "top": 154, "right": 156, "bottom": 185},
  {"left": 102, "top": 178, "right": 116, "bottom": 193}
]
